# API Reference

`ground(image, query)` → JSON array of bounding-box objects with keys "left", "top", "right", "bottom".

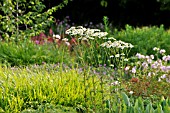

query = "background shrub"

[{"left": 113, "top": 24, "right": 170, "bottom": 56}]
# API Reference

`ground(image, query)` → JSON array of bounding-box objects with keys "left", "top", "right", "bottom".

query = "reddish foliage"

[
  {"left": 49, "top": 28, "right": 53, "bottom": 36},
  {"left": 30, "top": 28, "right": 78, "bottom": 52},
  {"left": 130, "top": 77, "right": 139, "bottom": 83}
]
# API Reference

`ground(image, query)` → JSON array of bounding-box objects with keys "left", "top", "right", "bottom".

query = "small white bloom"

[
  {"left": 124, "top": 58, "right": 129, "bottom": 62},
  {"left": 150, "top": 55, "right": 154, "bottom": 59},
  {"left": 108, "top": 37, "right": 116, "bottom": 40},
  {"left": 129, "top": 91, "right": 134, "bottom": 95},
  {"left": 110, "top": 55, "right": 114, "bottom": 58},
  {"left": 121, "top": 53, "right": 125, "bottom": 56},
  {"left": 148, "top": 72, "right": 151, "bottom": 77},
  {"left": 125, "top": 66, "right": 130, "bottom": 71},
  {"left": 88, "top": 37, "right": 94, "bottom": 40},
  {"left": 62, "top": 38, "right": 68, "bottom": 42},
  {"left": 55, "top": 34, "right": 61, "bottom": 39},
  {"left": 106, "top": 44, "right": 111, "bottom": 48},
  {"left": 76, "top": 26, "right": 83, "bottom": 29},
  {"left": 128, "top": 43, "right": 134, "bottom": 48},
  {"left": 111, "top": 81, "right": 120, "bottom": 85},
  {"left": 145, "top": 55, "right": 149, "bottom": 59},
  {"left": 100, "top": 43, "right": 106, "bottom": 47},
  {"left": 65, "top": 42, "right": 70, "bottom": 46},
  {"left": 110, "top": 64, "right": 114, "bottom": 67},
  {"left": 160, "top": 49, "right": 166, "bottom": 54},
  {"left": 115, "top": 54, "right": 120, "bottom": 58},
  {"left": 153, "top": 47, "right": 160, "bottom": 51}
]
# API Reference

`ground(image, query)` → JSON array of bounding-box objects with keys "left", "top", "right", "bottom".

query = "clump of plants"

[
  {"left": 65, "top": 26, "right": 134, "bottom": 67},
  {"left": 114, "top": 24, "right": 170, "bottom": 56},
  {"left": 124, "top": 47, "right": 170, "bottom": 101}
]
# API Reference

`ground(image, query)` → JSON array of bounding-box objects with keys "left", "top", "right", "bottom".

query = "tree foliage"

[{"left": 0, "top": 0, "right": 71, "bottom": 42}]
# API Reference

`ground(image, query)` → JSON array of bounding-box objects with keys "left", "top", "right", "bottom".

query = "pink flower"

[
  {"left": 131, "top": 66, "right": 136, "bottom": 74},
  {"left": 161, "top": 74, "right": 166, "bottom": 79},
  {"left": 142, "top": 62, "right": 148, "bottom": 69},
  {"left": 160, "top": 49, "right": 166, "bottom": 54},
  {"left": 160, "top": 66, "right": 167, "bottom": 72},
  {"left": 136, "top": 53, "right": 145, "bottom": 59}
]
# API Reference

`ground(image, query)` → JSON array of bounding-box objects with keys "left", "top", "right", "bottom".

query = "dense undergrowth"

[
  {"left": 0, "top": 20, "right": 170, "bottom": 112},
  {"left": 2, "top": 0, "right": 170, "bottom": 112}
]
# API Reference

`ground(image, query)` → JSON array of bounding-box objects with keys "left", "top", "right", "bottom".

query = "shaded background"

[{"left": 44, "top": 0, "right": 170, "bottom": 28}]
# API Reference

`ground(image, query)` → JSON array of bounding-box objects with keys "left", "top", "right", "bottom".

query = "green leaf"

[
  {"left": 0, "top": 107, "right": 5, "bottom": 113},
  {"left": 138, "top": 97, "right": 144, "bottom": 111},
  {"left": 164, "top": 105, "right": 170, "bottom": 113},
  {"left": 121, "top": 92, "right": 130, "bottom": 106},
  {"left": 145, "top": 102, "right": 154, "bottom": 113},
  {"left": 154, "top": 104, "right": 163, "bottom": 113}
]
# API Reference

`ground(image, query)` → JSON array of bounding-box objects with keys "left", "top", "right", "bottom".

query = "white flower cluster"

[
  {"left": 100, "top": 40, "right": 134, "bottom": 49},
  {"left": 153, "top": 47, "right": 166, "bottom": 55},
  {"left": 65, "top": 26, "right": 108, "bottom": 39}
]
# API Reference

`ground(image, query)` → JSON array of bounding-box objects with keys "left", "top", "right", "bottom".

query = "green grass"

[{"left": 0, "top": 64, "right": 105, "bottom": 112}]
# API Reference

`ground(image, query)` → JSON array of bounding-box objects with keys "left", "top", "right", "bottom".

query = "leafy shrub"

[
  {"left": 0, "top": 41, "right": 72, "bottom": 66},
  {"left": 114, "top": 24, "right": 170, "bottom": 56},
  {"left": 0, "top": 0, "right": 70, "bottom": 42}
]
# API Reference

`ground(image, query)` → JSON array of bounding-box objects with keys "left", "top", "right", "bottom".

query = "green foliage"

[
  {"left": 0, "top": 0, "right": 70, "bottom": 42},
  {"left": 66, "top": 25, "right": 133, "bottom": 68},
  {"left": 114, "top": 24, "right": 170, "bottom": 56},
  {"left": 0, "top": 63, "right": 170, "bottom": 112},
  {"left": 0, "top": 65, "right": 104, "bottom": 112},
  {"left": 0, "top": 41, "right": 71, "bottom": 66},
  {"left": 100, "top": 0, "right": 108, "bottom": 7}
]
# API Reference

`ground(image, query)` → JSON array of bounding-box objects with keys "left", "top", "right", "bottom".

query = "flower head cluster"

[
  {"left": 100, "top": 40, "right": 134, "bottom": 49},
  {"left": 153, "top": 47, "right": 166, "bottom": 55},
  {"left": 65, "top": 26, "right": 108, "bottom": 39}
]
